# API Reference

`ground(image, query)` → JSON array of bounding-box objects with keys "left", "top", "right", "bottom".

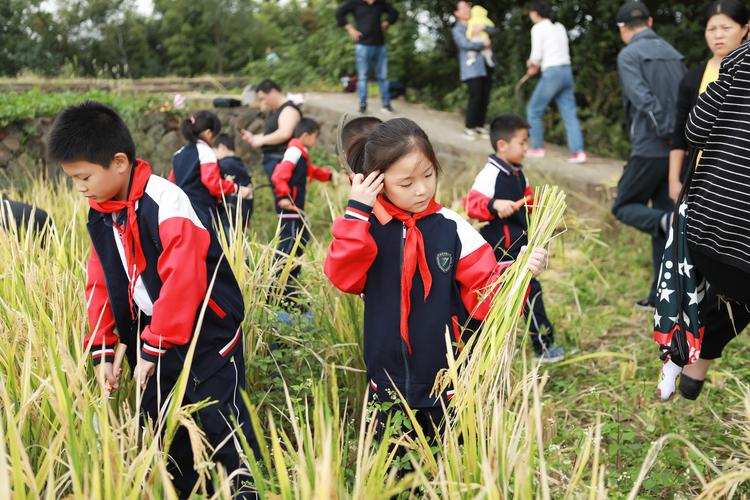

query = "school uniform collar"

[
  {"left": 376, "top": 194, "right": 443, "bottom": 355},
  {"left": 89, "top": 159, "right": 152, "bottom": 319},
  {"left": 488, "top": 154, "right": 523, "bottom": 176},
  {"left": 371, "top": 196, "right": 443, "bottom": 225}
]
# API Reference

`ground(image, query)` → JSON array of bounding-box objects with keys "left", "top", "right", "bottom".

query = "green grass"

[
  {"left": 1, "top": 145, "right": 749, "bottom": 497},
  {"left": 0, "top": 89, "right": 167, "bottom": 126}
]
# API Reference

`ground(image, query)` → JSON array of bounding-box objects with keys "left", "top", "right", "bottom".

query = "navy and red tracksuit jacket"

[
  {"left": 324, "top": 199, "right": 511, "bottom": 408},
  {"left": 464, "top": 154, "right": 534, "bottom": 259},
  {"left": 169, "top": 139, "right": 238, "bottom": 215},
  {"left": 271, "top": 138, "right": 331, "bottom": 215},
  {"left": 85, "top": 162, "right": 244, "bottom": 384}
]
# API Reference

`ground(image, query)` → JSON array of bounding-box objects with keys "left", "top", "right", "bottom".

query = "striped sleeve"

[
  {"left": 197, "top": 142, "right": 237, "bottom": 198},
  {"left": 464, "top": 164, "right": 499, "bottom": 222},
  {"left": 139, "top": 177, "right": 211, "bottom": 362},
  {"left": 85, "top": 245, "right": 119, "bottom": 365},
  {"left": 324, "top": 200, "right": 378, "bottom": 294},
  {"left": 439, "top": 208, "right": 513, "bottom": 320},
  {"left": 686, "top": 43, "right": 748, "bottom": 147}
]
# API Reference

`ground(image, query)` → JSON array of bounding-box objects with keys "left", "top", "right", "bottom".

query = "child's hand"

[
  {"left": 278, "top": 198, "right": 293, "bottom": 210},
  {"left": 135, "top": 358, "right": 156, "bottom": 388},
  {"left": 238, "top": 185, "right": 253, "bottom": 200},
  {"left": 96, "top": 362, "right": 119, "bottom": 392},
  {"left": 520, "top": 245, "right": 548, "bottom": 277},
  {"left": 349, "top": 171, "right": 384, "bottom": 208},
  {"left": 493, "top": 199, "right": 517, "bottom": 218}
]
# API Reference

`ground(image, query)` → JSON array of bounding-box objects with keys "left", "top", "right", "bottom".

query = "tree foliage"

[{"left": 0, "top": 0, "right": 713, "bottom": 156}]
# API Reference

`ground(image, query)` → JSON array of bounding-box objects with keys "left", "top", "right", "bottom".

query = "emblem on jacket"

[{"left": 436, "top": 251, "right": 454, "bottom": 273}]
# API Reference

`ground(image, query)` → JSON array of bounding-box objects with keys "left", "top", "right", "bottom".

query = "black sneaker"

[
  {"left": 359, "top": 102, "right": 367, "bottom": 114},
  {"left": 678, "top": 373, "right": 705, "bottom": 400},
  {"left": 381, "top": 104, "right": 395, "bottom": 114},
  {"left": 634, "top": 298, "right": 656, "bottom": 311}
]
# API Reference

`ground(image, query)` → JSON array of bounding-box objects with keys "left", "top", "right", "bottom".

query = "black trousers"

[
  {"left": 141, "top": 350, "right": 259, "bottom": 499},
  {"left": 465, "top": 74, "right": 493, "bottom": 129},
  {"left": 690, "top": 244, "right": 750, "bottom": 359},
  {"left": 526, "top": 278, "right": 555, "bottom": 353},
  {"left": 276, "top": 215, "right": 310, "bottom": 309},
  {"left": 373, "top": 404, "right": 445, "bottom": 453},
  {"left": 489, "top": 245, "right": 554, "bottom": 351},
  {"left": 611, "top": 156, "right": 673, "bottom": 304}
]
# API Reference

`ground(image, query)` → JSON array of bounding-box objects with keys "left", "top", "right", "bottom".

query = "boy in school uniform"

[
  {"left": 464, "top": 112, "right": 564, "bottom": 362},
  {"left": 270, "top": 118, "right": 332, "bottom": 312},
  {"left": 47, "top": 101, "right": 258, "bottom": 498},
  {"left": 214, "top": 133, "right": 254, "bottom": 232}
]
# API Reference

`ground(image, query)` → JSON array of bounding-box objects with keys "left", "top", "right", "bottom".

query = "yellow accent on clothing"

[
  {"left": 699, "top": 60, "right": 720, "bottom": 94},
  {"left": 697, "top": 61, "right": 720, "bottom": 165},
  {"left": 467, "top": 5, "right": 494, "bottom": 43}
]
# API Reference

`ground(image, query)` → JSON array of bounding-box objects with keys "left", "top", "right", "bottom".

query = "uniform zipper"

[{"left": 399, "top": 222, "right": 411, "bottom": 402}]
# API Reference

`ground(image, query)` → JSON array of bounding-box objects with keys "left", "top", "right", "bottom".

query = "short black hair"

[
  {"left": 706, "top": 0, "right": 749, "bottom": 26},
  {"left": 624, "top": 18, "right": 649, "bottom": 29},
  {"left": 341, "top": 116, "right": 383, "bottom": 174},
  {"left": 214, "top": 133, "right": 235, "bottom": 151},
  {"left": 255, "top": 79, "right": 282, "bottom": 94},
  {"left": 528, "top": 1, "right": 553, "bottom": 20},
  {"left": 490, "top": 113, "right": 530, "bottom": 148},
  {"left": 47, "top": 101, "right": 136, "bottom": 168},
  {"left": 294, "top": 117, "right": 320, "bottom": 138}
]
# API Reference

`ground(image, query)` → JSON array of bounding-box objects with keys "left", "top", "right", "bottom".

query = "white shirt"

[
  {"left": 529, "top": 19, "right": 571, "bottom": 71},
  {"left": 112, "top": 209, "right": 154, "bottom": 316}
]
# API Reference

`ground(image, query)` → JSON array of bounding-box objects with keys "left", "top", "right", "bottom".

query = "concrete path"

[
  {"left": 186, "top": 89, "right": 624, "bottom": 206},
  {"left": 302, "top": 92, "right": 622, "bottom": 204}
]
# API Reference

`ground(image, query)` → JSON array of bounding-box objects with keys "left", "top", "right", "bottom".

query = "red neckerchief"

[
  {"left": 377, "top": 194, "right": 442, "bottom": 354},
  {"left": 89, "top": 159, "right": 152, "bottom": 318}
]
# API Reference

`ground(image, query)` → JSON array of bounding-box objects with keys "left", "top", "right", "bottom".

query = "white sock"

[{"left": 657, "top": 360, "right": 682, "bottom": 400}]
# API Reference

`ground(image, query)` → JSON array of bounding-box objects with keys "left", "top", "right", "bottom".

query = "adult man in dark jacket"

[
  {"left": 336, "top": 0, "right": 399, "bottom": 114},
  {"left": 612, "top": 1, "right": 686, "bottom": 309}
]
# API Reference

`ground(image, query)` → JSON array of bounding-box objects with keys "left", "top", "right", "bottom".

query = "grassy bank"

[{"left": 1, "top": 147, "right": 749, "bottom": 497}]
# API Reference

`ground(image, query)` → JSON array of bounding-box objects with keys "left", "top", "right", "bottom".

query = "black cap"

[{"left": 616, "top": 1, "right": 651, "bottom": 26}]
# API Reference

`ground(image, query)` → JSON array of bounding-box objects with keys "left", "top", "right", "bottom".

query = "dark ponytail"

[
  {"left": 346, "top": 133, "right": 371, "bottom": 175},
  {"left": 354, "top": 118, "right": 441, "bottom": 176},
  {"left": 180, "top": 110, "right": 222, "bottom": 143},
  {"left": 705, "top": 0, "right": 750, "bottom": 28},
  {"left": 342, "top": 116, "right": 383, "bottom": 174}
]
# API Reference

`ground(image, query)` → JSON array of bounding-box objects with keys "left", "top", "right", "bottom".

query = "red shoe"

[
  {"left": 527, "top": 148, "right": 546, "bottom": 158},
  {"left": 567, "top": 151, "right": 587, "bottom": 164}
]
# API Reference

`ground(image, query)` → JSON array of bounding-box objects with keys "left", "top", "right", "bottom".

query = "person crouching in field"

[
  {"left": 464, "top": 113, "right": 563, "bottom": 363},
  {"left": 170, "top": 110, "right": 253, "bottom": 227},
  {"left": 324, "top": 117, "right": 548, "bottom": 439},
  {"left": 271, "top": 118, "right": 332, "bottom": 315},
  {"left": 213, "top": 133, "right": 254, "bottom": 236},
  {"left": 47, "top": 101, "right": 258, "bottom": 498}
]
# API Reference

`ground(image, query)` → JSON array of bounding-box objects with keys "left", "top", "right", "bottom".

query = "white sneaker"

[
  {"left": 527, "top": 148, "right": 546, "bottom": 158},
  {"left": 475, "top": 127, "right": 489, "bottom": 136},
  {"left": 463, "top": 128, "right": 478, "bottom": 140},
  {"left": 567, "top": 151, "right": 587, "bottom": 164}
]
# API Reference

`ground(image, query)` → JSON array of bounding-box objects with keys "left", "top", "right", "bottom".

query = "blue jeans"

[
  {"left": 526, "top": 65, "right": 584, "bottom": 153},
  {"left": 355, "top": 44, "right": 389, "bottom": 106}
]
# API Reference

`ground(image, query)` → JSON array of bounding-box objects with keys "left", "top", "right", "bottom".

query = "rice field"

[{"left": 1, "top": 149, "right": 750, "bottom": 498}]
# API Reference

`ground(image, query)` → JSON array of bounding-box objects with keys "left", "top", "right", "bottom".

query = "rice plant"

[{"left": 2, "top": 175, "right": 748, "bottom": 498}]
